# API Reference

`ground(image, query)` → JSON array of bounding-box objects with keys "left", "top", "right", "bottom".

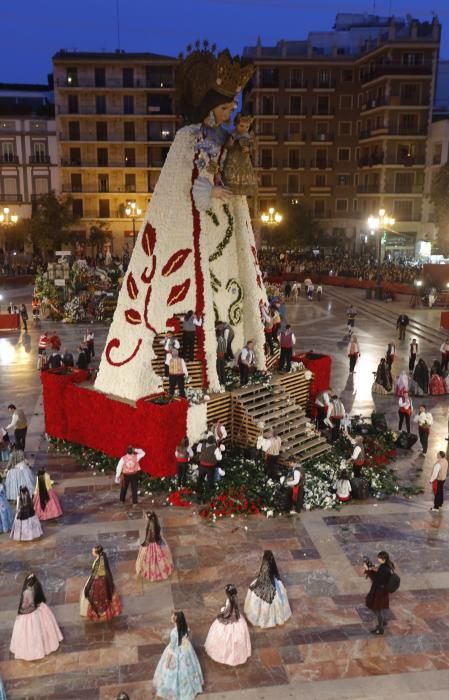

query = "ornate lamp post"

[
  {"left": 367, "top": 208, "right": 395, "bottom": 300},
  {"left": 260, "top": 207, "right": 282, "bottom": 249},
  {"left": 0, "top": 207, "right": 19, "bottom": 259},
  {"left": 125, "top": 201, "right": 142, "bottom": 249}
]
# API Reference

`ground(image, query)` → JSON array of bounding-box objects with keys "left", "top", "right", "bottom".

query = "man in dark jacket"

[
  {"left": 396, "top": 314, "right": 409, "bottom": 341},
  {"left": 76, "top": 346, "right": 89, "bottom": 370}
]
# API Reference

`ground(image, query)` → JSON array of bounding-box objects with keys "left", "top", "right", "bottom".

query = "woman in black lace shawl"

[{"left": 244, "top": 550, "right": 292, "bottom": 628}]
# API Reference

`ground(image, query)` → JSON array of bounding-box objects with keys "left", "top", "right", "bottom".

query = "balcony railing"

[
  {"left": 313, "top": 80, "right": 336, "bottom": 89},
  {"left": 283, "top": 158, "right": 306, "bottom": 169},
  {"left": 56, "top": 78, "right": 174, "bottom": 89},
  {"left": 311, "top": 133, "right": 334, "bottom": 142},
  {"left": 284, "top": 132, "right": 306, "bottom": 142},
  {"left": 314, "top": 209, "right": 331, "bottom": 219},
  {"left": 310, "top": 158, "right": 333, "bottom": 169},
  {"left": 391, "top": 184, "right": 423, "bottom": 194},
  {"left": 361, "top": 63, "right": 433, "bottom": 83},
  {"left": 283, "top": 185, "right": 305, "bottom": 194},
  {"left": 284, "top": 108, "right": 307, "bottom": 116},
  {"left": 285, "top": 80, "right": 308, "bottom": 89},
  {"left": 29, "top": 155, "right": 51, "bottom": 164},
  {"left": 361, "top": 97, "right": 388, "bottom": 111},
  {"left": 63, "top": 185, "right": 151, "bottom": 194},
  {"left": 311, "top": 108, "right": 335, "bottom": 116},
  {"left": 0, "top": 193, "right": 23, "bottom": 202},
  {"left": 358, "top": 155, "right": 384, "bottom": 167},
  {"left": 0, "top": 154, "right": 19, "bottom": 164},
  {"left": 59, "top": 134, "right": 174, "bottom": 143},
  {"left": 357, "top": 184, "right": 381, "bottom": 193}
]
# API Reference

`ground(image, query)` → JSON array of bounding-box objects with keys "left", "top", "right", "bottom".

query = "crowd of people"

[{"left": 36, "top": 328, "right": 95, "bottom": 373}]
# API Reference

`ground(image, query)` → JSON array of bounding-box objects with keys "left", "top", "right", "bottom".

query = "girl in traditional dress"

[
  {"left": 153, "top": 610, "right": 203, "bottom": 700},
  {"left": 0, "top": 475, "right": 13, "bottom": 534},
  {"left": 33, "top": 469, "right": 63, "bottom": 521},
  {"left": 244, "top": 550, "right": 291, "bottom": 628},
  {"left": 135, "top": 511, "right": 174, "bottom": 582},
  {"left": 205, "top": 584, "right": 251, "bottom": 666},
  {"left": 411, "top": 358, "right": 429, "bottom": 395},
  {"left": 395, "top": 370, "right": 409, "bottom": 397},
  {"left": 372, "top": 358, "right": 392, "bottom": 394},
  {"left": 10, "top": 486, "right": 43, "bottom": 542},
  {"left": 10, "top": 574, "right": 63, "bottom": 660},
  {"left": 4, "top": 445, "right": 35, "bottom": 501},
  {"left": 347, "top": 336, "right": 360, "bottom": 373},
  {"left": 82, "top": 545, "right": 121, "bottom": 622},
  {"left": 430, "top": 360, "right": 446, "bottom": 395}
]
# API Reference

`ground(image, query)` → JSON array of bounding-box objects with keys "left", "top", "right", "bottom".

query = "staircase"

[
  {"left": 231, "top": 376, "right": 330, "bottom": 463},
  {"left": 152, "top": 325, "right": 205, "bottom": 389}
]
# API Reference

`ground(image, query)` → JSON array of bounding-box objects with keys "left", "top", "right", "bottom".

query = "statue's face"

[{"left": 213, "top": 101, "right": 236, "bottom": 125}]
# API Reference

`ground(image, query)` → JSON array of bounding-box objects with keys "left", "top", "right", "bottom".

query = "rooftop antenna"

[{"left": 116, "top": 0, "right": 121, "bottom": 50}]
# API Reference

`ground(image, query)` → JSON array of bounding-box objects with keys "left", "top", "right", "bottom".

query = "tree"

[
  {"left": 88, "top": 221, "right": 112, "bottom": 258},
  {"left": 430, "top": 164, "right": 449, "bottom": 254},
  {"left": 261, "top": 203, "right": 326, "bottom": 249},
  {"left": 29, "top": 192, "right": 77, "bottom": 259}
]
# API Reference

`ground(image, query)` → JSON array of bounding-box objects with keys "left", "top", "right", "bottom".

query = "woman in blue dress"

[
  {"left": 0, "top": 476, "right": 13, "bottom": 533},
  {"left": 4, "top": 445, "right": 35, "bottom": 501},
  {"left": 153, "top": 611, "right": 203, "bottom": 700}
]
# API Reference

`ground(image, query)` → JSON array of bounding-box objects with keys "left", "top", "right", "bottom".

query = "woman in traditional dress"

[
  {"left": 33, "top": 469, "right": 63, "bottom": 521},
  {"left": 372, "top": 358, "right": 392, "bottom": 394},
  {"left": 10, "top": 486, "right": 43, "bottom": 542},
  {"left": 347, "top": 336, "right": 360, "bottom": 373},
  {"left": 94, "top": 48, "right": 266, "bottom": 405},
  {"left": 205, "top": 584, "right": 251, "bottom": 666},
  {"left": 0, "top": 475, "right": 13, "bottom": 534},
  {"left": 10, "top": 574, "right": 63, "bottom": 660},
  {"left": 4, "top": 445, "right": 35, "bottom": 501},
  {"left": 135, "top": 511, "right": 173, "bottom": 581},
  {"left": 395, "top": 370, "right": 409, "bottom": 397},
  {"left": 153, "top": 610, "right": 203, "bottom": 700},
  {"left": 430, "top": 360, "right": 446, "bottom": 395},
  {"left": 411, "top": 358, "right": 429, "bottom": 395},
  {"left": 244, "top": 550, "right": 291, "bottom": 628},
  {"left": 82, "top": 545, "right": 121, "bottom": 622}
]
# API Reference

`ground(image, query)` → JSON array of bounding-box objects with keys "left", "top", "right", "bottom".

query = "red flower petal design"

[
  {"left": 162, "top": 248, "right": 192, "bottom": 277},
  {"left": 167, "top": 279, "right": 191, "bottom": 306},
  {"left": 124, "top": 309, "right": 142, "bottom": 325},
  {"left": 141, "top": 222, "right": 157, "bottom": 256},
  {"left": 105, "top": 337, "right": 142, "bottom": 366},
  {"left": 143, "top": 285, "right": 157, "bottom": 333},
  {"left": 141, "top": 256, "right": 156, "bottom": 284},
  {"left": 126, "top": 272, "right": 139, "bottom": 300}
]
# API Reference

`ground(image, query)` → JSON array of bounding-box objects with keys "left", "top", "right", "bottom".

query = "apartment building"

[
  {"left": 0, "top": 83, "right": 58, "bottom": 251},
  {"left": 53, "top": 50, "right": 178, "bottom": 251},
  {"left": 243, "top": 13, "right": 441, "bottom": 254}
]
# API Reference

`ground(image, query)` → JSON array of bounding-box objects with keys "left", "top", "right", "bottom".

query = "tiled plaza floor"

[{"left": 0, "top": 284, "right": 449, "bottom": 699}]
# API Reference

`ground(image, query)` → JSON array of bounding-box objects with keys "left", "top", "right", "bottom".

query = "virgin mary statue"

[{"left": 95, "top": 46, "right": 267, "bottom": 402}]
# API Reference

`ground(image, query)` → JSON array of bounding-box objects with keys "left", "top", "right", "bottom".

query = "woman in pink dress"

[
  {"left": 10, "top": 487, "right": 43, "bottom": 542},
  {"left": 33, "top": 469, "right": 63, "bottom": 520},
  {"left": 10, "top": 573, "right": 63, "bottom": 660},
  {"left": 135, "top": 511, "right": 174, "bottom": 581},
  {"left": 205, "top": 584, "right": 251, "bottom": 666}
]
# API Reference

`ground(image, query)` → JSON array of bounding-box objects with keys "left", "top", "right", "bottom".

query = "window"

[
  {"left": 402, "top": 53, "right": 423, "bottom": 66},
  {"left": 32, "top": 142, "right": 47, "bottom": 163},
  {"left": 315, "top": 121, "right": 329, "bottom": 139},
  {"left": 3, "top": 177, "right": 18, "bottom": 195},
  {"left": 146, "top": 66, "right": 173, "bottom": 88},
  {"left": 287, "top": 173, "right": 300, "bottom": 192},
  {"left": 125, "top": 173, "right": 136, "bottom": 192},
  {"left": 315, "top": 174, "right": 326, "bottom": 186},
  {"left": 69, "top": 147, "right": 81, "bottom": 166},
  {"left": 338, "top": 148, "right": 350, "bottom": 162},
  {"left": 34, "top": 177, "right": 49, "bottom": 195},
  {"left": 337, "top": 174, "right": 351, "bottom": 186},
  {"left": 339, "top": 121, "right": 352, "bottom": 136},
  {"left": 124, "top": 148, "right": 136, "bottom": 167},
  {"left": 342, "top": 69, "right": 353, "bottom": 82},
  {"left": 289, "top": 69, "right": 303, "bottom": 88},
  {"left": 317, "top": 69, "right": 331, "bottom": 86},
  {"left": 401, "top": 84, "right": 420, "bottom": 105},
  {"left": 97, "top": 148, "right": 108, "bottom": 166},
  {"left": 68, "top": 95, "right": 79, "bottom": 114},
  {"left": 96, "top": 121, "right": 108, "bottom": 141},
  {"left": 68, "top": 121, "right": 80, "bottom": 140},
  {"left": 122, "top": 68, "right": 134, "bottom": 87},
  {"left": 260, "top": 68, "right": 278, "bottom": 88},
  {"left": 94, "top": 68, "right": 106, "bottom": 87},
  {"left": 397, "top": 143, "right": 415, "bottom": 162},
  {"left": 259, "top": 121, "right": 274, "bottom": 137},
  {"left": 95, "top": 95, "right": 106, "bottom": 114},
  {"left": 287, "top": 121, "right": 302, "bottom": 140},
  {"left": 288, "top": 149, "right": 301, "bottom": 169},
  {"left": 123, "top": 95, "right": 134, "bottom": 114},
  {"left": 260, "top": 174, "right": 273, "bottom": 187},
  {"left": 260, "top": 148, "right": 273, "bottom": 168},
  {"left": 316, "top": 95, "right": 330, "bottom": 114},
  {"left": 336, "top": 199, "right": 348, "bottom": 212},
  {"left": 124, "top": 121, "right": 135, "bottom": 141},
  {"left": 289, "top": 95, "right": 302, "bottom": 115},
  {"left": 339, "top": 95, "right": 353, "bottom": 110},
  {"left": 315, "top": 148, "right": 328, "bottom": 167},
  {"left": 72, "top": 199, "right": 83, "bottom": 217},
  {"left": 314, "top": 199, "right": 326, "bottom": 215},
  {"left": 395, "top": 172, "right": 414, "bottom": 193},
  {"left": 147, "top": 95, "right": 172, "bottom": 114},
  {"left": 393, "top": 200, "right": 413, "bottom": 221},
  {"left": 353, "top": 199, "right": 358, "bottom": 212},
  {"left": 71, "top": 173, "right": 82, "bottom": 192},
  {"left": 66, "top": 67, "right": 78, "bottom": 86},
  {"left": 399, "top": 113, "right": 418, "bottom": 133},
  {"left": 433, "top": 142, "right": 442, "bottom": 165},
  {"left": 1, "top": 142, "right": 15, "bottom": 162},
  {"left": 98, "top": 199, "right": 110, "bottom": 218},
  {"left": 98, "top": 174, "right": 109, "bottom": 192},
  {"left": 261, "top": 95, "right": 275, "bottom": 114}
]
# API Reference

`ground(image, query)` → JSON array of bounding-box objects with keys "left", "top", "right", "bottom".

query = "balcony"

[
  {"left": 284, "top": 108, "right": 307, "bottom": 117},
  {"left": 358, "top": 155, "right": 384, "bottom": 167},
  {"left": 311, "top": 109, "right": 335, "bottom": 117},
  {"left": 391, "top": 156, "right": 425, "bottom": 166},
  {"left": 390, "top": 184, "right": 423, "bottom": 194},
  {"left": 62, "top": 185, "right": 151, "bottom": 194},
  {"left": 310, "top": 158, "right": 333, "bottom": 169},
  {"left": 309, "top": 185, "right": 332, "bottom": 194},
  {"left": 0, "top": 154, "right": 19, "bottom": 164},
  {"left": 285, "top": 80, "right": 307, "bottom": 90},
  {"left": 284, "top": 132, "right": 306, "bottom": 143},
  {"left": 361, "top": 63, "right": 433, "bottom": 84},
  {"left": 311, "top": 133, "right": 334, "bottom": 143},
  {"left": 0, "top": 193, "right": 23, "bottom": 202},
  {"left": 313, "top": 80, "right": 336, "bottom": 90},
  {"left": 283, "top": 185, "right": 305, "bottom": 195},
  {"left": 359, "top": 128, "right": 389, "bottom": 139},
  {"left": 56, "top": 78, "right": 174, "bottom": 89},
  {"left": 314, "top": 209, "right": 331, "bottom": 219},
  {"left": 257, "top": 132, "right": 278, "bottom": 141},
  {"left": 29, "top": 155, "right": 51, "bottom": 164},
  {"left": 361, "top": 97, "right": 388, "bottom": 111},
  {"left": 357, "top": 184, "right": 381, "bottom": 193},
  {"left": 259, "top": 159, "right": 277, "bottom": 169},
  {"left": 283, "top": 158, "right": 306, "bottom": 169}
]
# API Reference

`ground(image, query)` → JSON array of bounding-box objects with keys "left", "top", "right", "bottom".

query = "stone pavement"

[{"left": 0, "top": 284, "right": 448, "bottom": 699}]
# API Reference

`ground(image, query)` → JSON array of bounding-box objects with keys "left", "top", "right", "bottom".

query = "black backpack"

[{"left": 385, "top": 571, "right": 401, "bottom": 593}]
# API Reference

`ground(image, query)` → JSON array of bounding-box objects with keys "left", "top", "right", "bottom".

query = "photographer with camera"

[{"left": 364, "top": 551, "right": 399, "bottom": 635}]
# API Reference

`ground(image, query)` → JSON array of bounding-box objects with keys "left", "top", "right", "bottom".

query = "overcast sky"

[{"left": 2, "top": 0, "right": 448, "bottom": 84}]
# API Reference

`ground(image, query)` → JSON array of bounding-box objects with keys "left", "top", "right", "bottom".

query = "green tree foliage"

[
  {"left": 430, "top": 164, "right": 449, "bottom": 254},
  {"left": 88, "top": 221, "right": 112, "bottom": 257},
  {"left": 261, "top": 203, "right": 338, "bottom": 249},
  {"left": 28, "top": 192, "right": 77, "bottom": 257}
]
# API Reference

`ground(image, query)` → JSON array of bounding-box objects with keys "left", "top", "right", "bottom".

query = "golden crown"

[{"left": 215, "top": 51, "right": 254, "bottom": 98}]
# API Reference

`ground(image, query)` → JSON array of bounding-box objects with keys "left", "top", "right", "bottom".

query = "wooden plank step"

[
  {"left": 281, "top": 432, "right": 324, "bottom": 452},
  {"left": 246, "top": 401, "right": 298, "bottom": 420},
  {"left": 282, "top": 436, "right": 328, "bottom": 458}
]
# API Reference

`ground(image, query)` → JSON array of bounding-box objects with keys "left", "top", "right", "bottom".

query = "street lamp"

[
  {"left": 367, "top": 208, "right": 395, "bottom": 300},
  {"left": 260, "top": 207, "right": 283, "bottom": 249},
  {"left": 125, "top": 201, "right": 142, "bottom": 249},
  {"left": 0, "top": 207, "right": 19, "bottom": 259}
]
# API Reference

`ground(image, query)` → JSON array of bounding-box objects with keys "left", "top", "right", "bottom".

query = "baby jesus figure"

[{"left": 222, "top": 113, "right": 258, "bottom": 196}]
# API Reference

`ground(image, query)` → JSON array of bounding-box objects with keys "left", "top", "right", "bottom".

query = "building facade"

[
  {"left": 53, "top": 50, "right": 179, "bottom": 252},
  {"left": 243, "top": 13, "right": 441, "bottom": 255},
  {"left": 0, "top": 83, "right": 58, "bottom": 252}
]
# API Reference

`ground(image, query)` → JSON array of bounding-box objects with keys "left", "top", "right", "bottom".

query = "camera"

[{"left": 363, "top": 556, "right": 374, "bottom": 569}]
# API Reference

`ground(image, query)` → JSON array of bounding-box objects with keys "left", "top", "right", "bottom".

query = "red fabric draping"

[
  {"left": 441, "top": 312, "right": 449, "bottom": 330},
  {"left": 0, "top": 313, "right": 20, "bottom": 330},
  {"left": 294, "top": 353, "right": 332, "bottom": 414},
  {"left": 41, "top": 370, "right": 187, "bottom": 477}
]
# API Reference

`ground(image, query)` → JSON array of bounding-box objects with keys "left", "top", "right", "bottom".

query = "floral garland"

[{"left": 208, "top": 204, "right": 234, "bottom": 263}]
